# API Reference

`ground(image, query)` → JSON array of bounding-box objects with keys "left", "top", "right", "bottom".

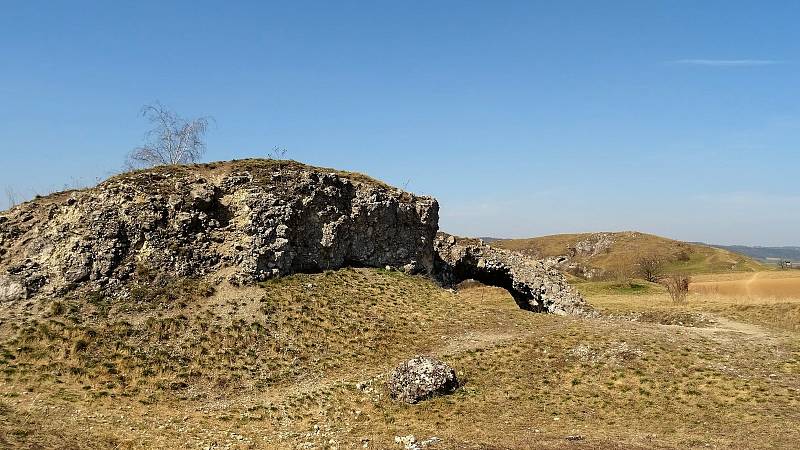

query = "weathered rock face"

[
  {"left": 435, "top": 233, "right": 596, "bottom": 317},
  {"left": 0, "top": 160, "right": 439, "bottom": 301},
  {"left": 542, "top": 232, "right": 617, "bottom": 279},
  {"left": 388, "top": 356, "right": 459, "bottom": 404}
]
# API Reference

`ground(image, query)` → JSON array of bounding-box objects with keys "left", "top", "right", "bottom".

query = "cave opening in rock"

[{"left": 448, "top": 258, "right": 543, "bottom": 312}]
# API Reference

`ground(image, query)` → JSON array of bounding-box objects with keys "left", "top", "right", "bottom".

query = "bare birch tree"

[
  {"left": 127, "top": 103, "right": 212, "bottom": 168},
  {"left": 268, "top": 146, "right": 288, "bottom": 160},
  {"left": 4, "top": 186, "right": 19, "bottom": 209}
]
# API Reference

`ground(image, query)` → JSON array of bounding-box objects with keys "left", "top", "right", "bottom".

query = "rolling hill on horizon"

[
  {"left": 702, "top": 244, "right": 800, "bottom": 263},
  {"left": 491, "top": 231, "right": 765, "bottom": 280}
]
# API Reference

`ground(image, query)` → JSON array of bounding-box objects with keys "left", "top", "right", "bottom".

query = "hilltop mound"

[
  {"left": 0, "top": 159, "right": 592, "bottom": 316},
  {"left": 492, "top": 231, "right": 764, "bottom": 280},
  {"left": 0, "top": 159, "right": 438, "bottom": 302}
]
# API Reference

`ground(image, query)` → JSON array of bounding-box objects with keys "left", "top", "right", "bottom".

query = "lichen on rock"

[
  {"left": 0, "top": 159, "right": 595, "bottom": 319},
  {"left": 387, "top": 356, "right": 459, "bottom": 404},
  {"left": 0, "top": 159, "right": 439, "bottom": 300}
]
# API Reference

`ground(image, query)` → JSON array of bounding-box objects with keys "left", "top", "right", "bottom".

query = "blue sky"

[{"left": 1, "top": 1, "right": 798, "bottom": 245}]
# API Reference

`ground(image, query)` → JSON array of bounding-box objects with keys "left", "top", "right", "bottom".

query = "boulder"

[
  {"left": 0, "top": 275, "right": 25, "bottom": 302},
  {"left": 388, "top": 356, "right": 459, "bottom": 404}
]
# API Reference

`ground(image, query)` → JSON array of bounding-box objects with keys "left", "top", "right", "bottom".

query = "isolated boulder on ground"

[
  {"left": 0, "top": 275, "right": 25, "bottom": 302},
  {"left": 388, "top": 356, "right": 459, "bottom": 404}
]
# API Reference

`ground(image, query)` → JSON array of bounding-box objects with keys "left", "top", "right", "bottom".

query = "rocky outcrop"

[
  {"left": 544, "top": 232, "right": 617, "bottom": 279},
  {"left": 0, "top": 159, "right": 438, "bottom": 301},
  {"left": 0, "top": 159, "right": 596, "bottom": 318},
  {"left": 435, "top": 233, "right": 596, "bottom": 316},
  {"left": 388, "top": 356, "right": 459, "bottom": 404}
]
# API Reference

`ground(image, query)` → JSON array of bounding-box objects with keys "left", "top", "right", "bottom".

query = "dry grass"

[
  {"left": 692, "top": 271, "right": 800, "bottom": 283},
  {"left": 1, "top": 269, "right": 798, "bottom": 449},
  {"left": 103, "top": 158, "right": 399, "bottom": 192},
  {"left": 585, "top": 271, "right": 800, "bottom": 333},
  {"left": 694, "top": 278, "right": 800, "bottom": 299},
  {"left": 493, "top": 232, "right": 765, "bottom": 277}
]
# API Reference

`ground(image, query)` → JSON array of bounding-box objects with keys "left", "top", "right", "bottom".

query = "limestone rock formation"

[
  {"left": 543, "top": 232, "right": 617, "bottom": 279},
  {"left": 434, "top": 233, "right": 596, "bottom": 316},
  {"left": 0, "top": 159, "right": 438, "bottom": 301},
  {"left": 387, "top": 356, "right": 459, "bottom": 404},
  {"left": 0, "top": 158, "right": 595, "bottom": 319}
]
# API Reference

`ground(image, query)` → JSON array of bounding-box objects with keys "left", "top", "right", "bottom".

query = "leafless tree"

[
  {"left": 268, "top": 146, "right": 288, "bottom": 160},
  {"left": 661, "top": 273, "right": 691, "bottom": 303},
  {"left": 127, "top": 103, "right": 212, "bottom": 168},
  {"left": 634, "top": 255, "right": 665, "bottom": 283},
  {"left": 4, "top": 186, "right": 19, "bottom": 209}
]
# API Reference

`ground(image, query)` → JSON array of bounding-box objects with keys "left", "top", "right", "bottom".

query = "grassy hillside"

[
  {"left": 492, "top": 231, "right": 764, "bottom": 279},
  {"left": 2, "top": 268, "right": 799, "bottom": 449}
]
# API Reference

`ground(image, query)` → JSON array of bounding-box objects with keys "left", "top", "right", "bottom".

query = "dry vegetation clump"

[
  {"left": 661, "top": 273, "right": 691, "bottom": 303},
  {"left": 103, "top": 158, "right": 396, "bottom": 194}
]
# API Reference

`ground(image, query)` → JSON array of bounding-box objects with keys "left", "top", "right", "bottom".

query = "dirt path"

[
  {"left": 676, "top": 311, "right": 792, "bottom": 349},
  {"left": 707, "top": 315, "right": 773, "bottom": 339},
  {"left": 744, "top": 271, "right": 761, "bottom": 298}
]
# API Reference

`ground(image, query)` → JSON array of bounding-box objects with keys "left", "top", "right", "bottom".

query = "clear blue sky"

[{"left": 1, "top": 1, "right": 798, "bottom": 246}]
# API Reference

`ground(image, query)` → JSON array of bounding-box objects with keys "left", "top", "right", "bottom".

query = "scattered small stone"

[
  {"left": 395, "top": 435, "right": 416, "bottom": 448},
  {"left": 419, "top": 437, "right": 441, "bottom": 447},
  {"left": 566, "top": 435, "right": 584, "bottom": 441}
]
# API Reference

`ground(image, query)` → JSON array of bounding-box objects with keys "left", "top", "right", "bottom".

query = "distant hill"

[
  {"left": 492, "top": 231, "right": 764, "bottom": 280},
  {"left": 705, "top": 244, "right": 800, "bottom": 263}
]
